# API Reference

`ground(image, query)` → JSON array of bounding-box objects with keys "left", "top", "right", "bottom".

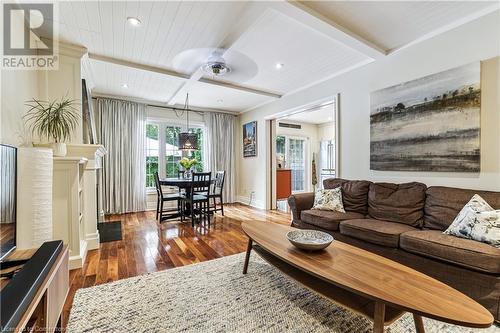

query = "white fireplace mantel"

[
  {"left": 65, "top": 144, "right": 107, "bottom": 253},
  {"left": 66, "top": 144, "right": 107, "bottom": 169}
]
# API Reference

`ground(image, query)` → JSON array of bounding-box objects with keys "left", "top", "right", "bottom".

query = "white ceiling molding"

[
  {"left": 91, "top": 92, "right": 239, "bottom": 115},
  {"left": 389, "top": 3, "right": 500, "bottom": 54},
  {"left": 272, "top": 1, "right": 386, "bottom": 60}
]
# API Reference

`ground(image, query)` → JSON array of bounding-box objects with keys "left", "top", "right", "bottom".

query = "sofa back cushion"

[
  {"left": 424, "top": 186, "right": 500, "bottom": 230},
  {"left": 323, "top": 178, "right": 371, "bottom": 215},
  {"left": 368, "top": 182, "right": 427, "bottom": 227}
]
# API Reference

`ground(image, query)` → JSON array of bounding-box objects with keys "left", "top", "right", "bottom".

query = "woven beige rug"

[{"left": 68, "top": 252, "right": 500, "bottom": 333}]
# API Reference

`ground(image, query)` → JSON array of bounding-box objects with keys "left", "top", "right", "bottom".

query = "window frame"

[{"left": 145, "top": 118, "right": 205, "bottom": 191}]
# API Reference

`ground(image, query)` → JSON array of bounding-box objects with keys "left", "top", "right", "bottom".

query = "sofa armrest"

[{"left": 287, "top": 192, "right": 315, "bottom": 225}]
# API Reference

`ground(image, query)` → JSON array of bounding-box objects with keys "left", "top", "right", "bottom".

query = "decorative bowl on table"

[{"left": 286, "top": 230, "right": 334, "bottom": 251}]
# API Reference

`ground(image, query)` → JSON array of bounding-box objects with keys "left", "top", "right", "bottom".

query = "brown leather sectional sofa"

[{"left": 288, "top": 178, "right": 500, "bottom": 321}]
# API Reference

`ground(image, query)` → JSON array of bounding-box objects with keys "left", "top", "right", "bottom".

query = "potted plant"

[
  {"left": 179, "top": 157, "right": 198, "bottom": 179},
  {"left": 24, "top": 97, "right": 80, "bottom": 157}
]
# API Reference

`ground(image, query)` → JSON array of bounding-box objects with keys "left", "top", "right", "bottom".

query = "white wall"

[
  {"left": 317, "top": 122, "right": 335, "bottom": 142},
  {"left": 237, "top": 11, "right": 500, "bottom": 208},
  {"left": 1, "top": 70, "right": 40, "bottom": 146},
  {"left": 1, "top": 43, "right": 86, "bottom": 146}
]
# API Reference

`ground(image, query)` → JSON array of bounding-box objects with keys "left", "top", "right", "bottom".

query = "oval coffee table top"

[{"left": 241, "top": 221, "right": 493, "bottom": 328}]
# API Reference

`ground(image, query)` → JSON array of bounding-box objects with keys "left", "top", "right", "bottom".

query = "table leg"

[
  {"left": 242, "top": 239, "right": 253, "bottom": 274},
  {"left": 413, "top": 314, "right": 425, "bottom": 333},
  {"left": 373, "top": 301, "right": 385, "bottom": 333}
]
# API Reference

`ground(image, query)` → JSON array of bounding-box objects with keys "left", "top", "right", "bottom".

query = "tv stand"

[{"left": 0, "top": 242, "right": 69, "bottom": 333}]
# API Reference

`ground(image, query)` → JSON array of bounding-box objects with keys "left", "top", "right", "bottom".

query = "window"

[
  {"left": 146, "top": 122, "right": 204, "bottom": 188},
  {"left": 146, "top": 124, "right": 159, "bottom": 188}
]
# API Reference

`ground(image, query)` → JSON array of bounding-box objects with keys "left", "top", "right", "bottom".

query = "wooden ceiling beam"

[
  {"left": 273, "top": 1, "right": 387, "bottom": 60},
  {"left": 88, "top": 53, "right": 281, "bottom": 100}
]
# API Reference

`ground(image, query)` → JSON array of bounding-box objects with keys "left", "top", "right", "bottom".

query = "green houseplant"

[
  {"left": 24, "top": 97, "right": 80, "bottom": 156},
  {"left": 179, "top": 157, "right": 198, "bottom": 179}
]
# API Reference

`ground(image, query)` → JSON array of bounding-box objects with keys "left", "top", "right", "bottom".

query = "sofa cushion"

[
  {"left": 300, "top": 210, "right": 364, "bottom": 231},
  {"left": 368, "top": 182, "right": 426, "bottom": 227},
  {"left": 400, "top": 230, "right": 500, "bottom": 274},
  {"left": 339, "top": 219, "right": 417, "bottom": 248},
  {"left": 323, "top": 178, "right": 371, "bottom": 215},
  {"left": 424, "top": 186, "right": 500, "bottom": 230}
]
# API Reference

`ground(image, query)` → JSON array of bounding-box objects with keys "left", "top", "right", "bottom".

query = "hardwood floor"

[{"left": 62, "top": 204, "right": 291, "bottom": 328}]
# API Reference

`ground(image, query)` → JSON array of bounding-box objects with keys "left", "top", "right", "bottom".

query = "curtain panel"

[
  {"left": 96, "top": 98, "right": 146, "bottom": 214},
  {"left": 205, "top": 112, "right": 236, "bottom": 203}
]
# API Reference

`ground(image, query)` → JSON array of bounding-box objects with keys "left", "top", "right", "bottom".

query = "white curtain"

[
  {"left": 96, "top": 98, "right": 146, "bottom": 214},
  {"left": 205, "top": 112, "right": 236, "bottom": 203}
]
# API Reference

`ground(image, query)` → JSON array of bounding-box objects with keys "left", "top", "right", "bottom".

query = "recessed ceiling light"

[
  {"left": 275, "top": 63, "right": 284, "bottom": 70},
  {"left": 122, "top": 83, "right": 128, "bottom": 88},
  {"left": 127, "top": 17, "right": 141, "bottom": 27}
]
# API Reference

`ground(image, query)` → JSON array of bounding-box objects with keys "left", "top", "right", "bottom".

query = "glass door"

[
  {"left": 288, "top": 138, "right": 305, "bottom": 192},
  {"left": 276, "top": 135, "right": 307, "bottom": 193}
]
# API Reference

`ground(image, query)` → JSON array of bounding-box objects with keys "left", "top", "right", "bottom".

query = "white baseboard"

[
  {"left": 236, "top": 195, "right": 265, "bottom": 209},
  {"left": 69, "top": 240, "right": 88, "bottom": 270},
  {"left": 85, "top": 232, "right": 100, "bottom": 250}
]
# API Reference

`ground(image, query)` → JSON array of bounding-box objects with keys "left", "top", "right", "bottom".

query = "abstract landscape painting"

[{"left": 370, "top": 62, "right": 480, "bottom": 172}]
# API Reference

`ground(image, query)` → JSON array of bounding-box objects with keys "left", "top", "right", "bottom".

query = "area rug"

[
  {"left": 97, "top": 221, "right": 122, "bottom": 243},
  {"left": 68, "top": 253, "right": 499, "bottom": 333}
]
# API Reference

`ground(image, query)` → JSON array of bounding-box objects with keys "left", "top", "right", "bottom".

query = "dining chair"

[
  {"left": 154, "top": 172, "right": 182, "bottom": 221},
  {"left": 180, "top": 172, "right": 211, "bottom": 227},
  {"left": 208, "top": 171, "right": 225, "bottom": 216}
]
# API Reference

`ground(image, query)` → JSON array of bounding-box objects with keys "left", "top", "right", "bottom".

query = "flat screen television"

[{"left": 0, "top": 144, "right": 17, "bottom": 261}]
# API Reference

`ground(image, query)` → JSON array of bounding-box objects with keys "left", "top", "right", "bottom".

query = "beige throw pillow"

[
  {"left": 444, "top": 194, "right": 500, "bottom": 247},
  {"left": 312, "top": 187, "right": 345, "bottom": 212}
]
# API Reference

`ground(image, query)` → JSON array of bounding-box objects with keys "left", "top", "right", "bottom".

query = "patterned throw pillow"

[
  {"left": 444, "top": 194, "right": 500, "bottom": 247},
  {"left": 312, "top": 187, "right": 345, "bottom": 212}
]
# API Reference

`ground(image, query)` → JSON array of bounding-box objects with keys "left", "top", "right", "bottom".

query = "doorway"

[{"left": 270, "top": 96, "right": 339, "bottom": 212}]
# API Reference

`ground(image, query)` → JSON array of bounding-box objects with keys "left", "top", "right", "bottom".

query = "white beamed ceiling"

[
  {"left": 298, "top": 1, "right": 496, "bottom": 51},
  {"left": 54, "top": 1, "right": 498, "bottom": 113},
  {"left": 208, "top": 8, "right": 370, "bottom": 95}
]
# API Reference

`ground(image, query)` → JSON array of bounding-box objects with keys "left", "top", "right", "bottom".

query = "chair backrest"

[
  {"left": 192, "top": 172, "right": 211, "bottom": 196},
  {"left": 153, "top": 172, "right": 163, "bottom": 196},
  {"left": 213, "top": 171, "right": 225, "bottom": 195}
]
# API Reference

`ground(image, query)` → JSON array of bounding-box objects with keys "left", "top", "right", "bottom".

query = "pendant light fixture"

[{"left": 178, "top": 93, "right": 198, "bottom": 151}]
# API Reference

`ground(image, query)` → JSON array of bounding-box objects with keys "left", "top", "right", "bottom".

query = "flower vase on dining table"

[
  {"left": 183, "top": 168, "right": 193, "bottom": 179},
  {"left": 179, "top": 157, "right": 198, "bottom": 179}
]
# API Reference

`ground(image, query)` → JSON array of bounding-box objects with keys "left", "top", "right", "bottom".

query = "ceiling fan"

[
  {"left": 172, "top": 48, "right": 258, "bottom": 82},
  {"left": 201, "top": 50, "right": 231, "bottom": 76}
]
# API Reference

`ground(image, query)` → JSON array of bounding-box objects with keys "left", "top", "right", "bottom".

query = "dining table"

[{"left": 158, "top": 177, "right": 213, "bottom": 221}]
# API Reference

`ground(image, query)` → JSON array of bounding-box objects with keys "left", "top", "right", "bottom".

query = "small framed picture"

[{"left": 243, "top": 121, "right": 257, "bottom": 158}]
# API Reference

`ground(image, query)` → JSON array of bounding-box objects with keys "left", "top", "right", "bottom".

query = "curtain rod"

[{"left": 91, "top": 96, "right": 238, "bottom": 116}]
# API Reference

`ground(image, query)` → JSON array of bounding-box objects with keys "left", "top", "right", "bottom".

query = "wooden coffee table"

[{"left": 241, "top": 221, "right": 493, "bottom": 333}]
